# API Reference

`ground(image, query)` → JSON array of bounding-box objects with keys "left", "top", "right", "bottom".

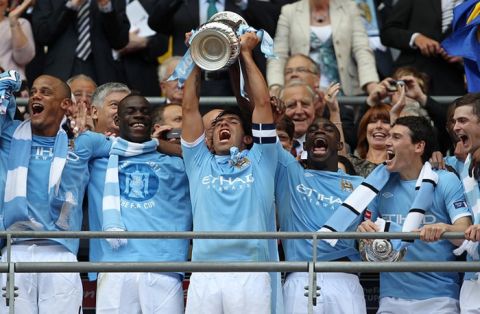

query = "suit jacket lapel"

[{"left": 330, "top": 0, "right": 344, "bottom": 41}]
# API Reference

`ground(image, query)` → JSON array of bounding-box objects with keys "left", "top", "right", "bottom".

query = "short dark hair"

[
  {"left": 393, "top": 116, "right": 436, "bottom": 163},
  {"left": 213, "top": 107, "right": 252, "bottom": 137},
  {"left": 309, "top": 117, "right": 341, "bottom": 142},
  {"left": 276, "top": 116, "right": 295, "bottom": 140},
  {"left": 453, "top": 93, "right": 480, "bottom": 120},
  {"left": 118, "top": 92, "right": 149, "bottom": 116}
]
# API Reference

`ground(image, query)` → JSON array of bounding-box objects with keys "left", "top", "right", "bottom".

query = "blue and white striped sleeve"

[{"left": 252, "top": 123, "right": 277, "bottom": 144}]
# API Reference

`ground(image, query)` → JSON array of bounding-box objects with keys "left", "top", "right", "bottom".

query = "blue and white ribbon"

[
  {"left": 454, "top": 154, "right": 480, "bottom": 259},
  {"left": 320, "top": 162, "right": 438, "bottom": 250},
  {"left": 0, "top": 70, "right": 21, "bottom": 119},
  {"left": 3, "top": 118, "right": 69, "bottom": 230}
]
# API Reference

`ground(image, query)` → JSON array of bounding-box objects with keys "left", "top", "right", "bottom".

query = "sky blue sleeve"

[
  {"left": 74, "top": 131, "right": 112, "bottom": 159},
  {"left": 440, "top": 171, "right": 472, "bottom": 223}
]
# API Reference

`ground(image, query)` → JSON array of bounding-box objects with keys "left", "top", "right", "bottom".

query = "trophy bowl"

[
  {"left": 190, "top": 11, "right": 248, "bottom": 71},
  {"left": 359, "top": 239, "right": 407, "bottom": 262}
]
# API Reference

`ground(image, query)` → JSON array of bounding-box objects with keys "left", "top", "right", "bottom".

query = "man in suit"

[
  {"left": 32, "top": 0, "right": 130, "bottom": 85},
  {"left": 380, "top": 0, "right": 465, "bottom": 96},
  {"left": 116, "top": 0, "right": 169, "bottom": 96}
]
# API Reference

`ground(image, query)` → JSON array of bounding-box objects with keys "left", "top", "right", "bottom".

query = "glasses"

[{"left": 285, "top": 66, "right": 318, "bottom": 75}]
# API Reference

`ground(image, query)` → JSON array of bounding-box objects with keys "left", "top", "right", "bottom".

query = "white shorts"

[
  {"left": 460, "top": 279, "right": 480, "bottom": 314},
  {"left": 378, "top": 296, "right": 459, "bottom": 314},
  {"left": 96, "top": 272, "right": 184, "bottom": 314},
  {"left": 185, "top": 272, "right": 271, "bottom": 314},
  {"left": 0, "top": 242, "right": 83, "bottom": 314},
  {"left": 283, "top": 272, "right": 366, "bottom": 314}
]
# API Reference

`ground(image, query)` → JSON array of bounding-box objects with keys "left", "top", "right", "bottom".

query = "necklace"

[{"left": 312, "top": 12, "right": 327, "bottom": 23}]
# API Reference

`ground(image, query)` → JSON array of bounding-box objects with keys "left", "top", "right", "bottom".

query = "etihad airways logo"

[
  {"left": 296, "top": 183, "right": 343, "bottom": 209},
  {"left": 202, "top": 174, "right": 254, "bottom": 192}
]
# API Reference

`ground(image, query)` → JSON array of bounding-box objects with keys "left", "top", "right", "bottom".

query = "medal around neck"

[
  {"left": 190, "top": 11, "right": 248, "bottom": 71},
  {"left": 359, "top": 239, "right": 407, "bottom": 262}
]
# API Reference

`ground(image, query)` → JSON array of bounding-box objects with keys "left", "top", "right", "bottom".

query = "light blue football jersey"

[
  {"left": 181, "top": 133, "right": 279, "bottom": 262},
  {"left": 0, "top": 125, "right": 110, "bottom": 254},
  {"left": 276, "top": 149, "right": 363, "bottom": 261},
  {"left": 369, "top": 170, "right": 471, "bottom": 300},
  {"left": 86, "top": 132, "right": 192, "bottom": 266}
]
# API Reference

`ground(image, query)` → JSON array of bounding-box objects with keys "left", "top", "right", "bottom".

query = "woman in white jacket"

[{"left": 267, "top": 0, "right": 379, "bottom": 96}]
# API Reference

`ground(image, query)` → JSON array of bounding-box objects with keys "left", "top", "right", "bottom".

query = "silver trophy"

[
  {"left": 190, "top": 11, "right": 248, "bottom": 71},
  {"left": 359, "top": 239, "right": 407, "bottom": 262}
]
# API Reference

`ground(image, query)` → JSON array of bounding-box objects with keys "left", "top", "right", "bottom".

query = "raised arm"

[
  {"left": 181, "top": 66, "right": 204, "bottom": 142},
  {"left": 238, "top": 33, "right": 273, "bottom": 124}
]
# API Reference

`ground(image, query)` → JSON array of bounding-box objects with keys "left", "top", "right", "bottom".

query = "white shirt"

[{"left": 199, "top": 0, "right": 226, "bottom": 24}]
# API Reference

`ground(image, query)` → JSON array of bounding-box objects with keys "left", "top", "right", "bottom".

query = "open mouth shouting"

[
  {"left": 218, "top": 129, "right": 231, "bottom": 143},
  {"left": 311, "top": 136, "right": 328, "bottom": 156},
  {"left": 386, "top": 148, "right": 395, "bottom": 166},
  {"left": 457, "top": 133, "right": 470, "bottom": 149},
  {"left": 31, "top": 103, "right": 45, "bottom": 116}
]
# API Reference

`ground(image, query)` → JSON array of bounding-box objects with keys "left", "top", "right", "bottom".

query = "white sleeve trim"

[
  {"left": 181, "top": 133, "right": 206, "bottom": 148},
  {"left": 452, "top": 212, "right": 473, "bottom": 224},
  {"left": 409, "top": 33, "right": 420, "bottom": 48}
]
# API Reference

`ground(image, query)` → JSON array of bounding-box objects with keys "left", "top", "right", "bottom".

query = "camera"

[
  {"left": 165, "top": 128, "right": 182, "bottom": 140},
  {"left": 386, "top": 80, "right": 405, "bottom": 92}
]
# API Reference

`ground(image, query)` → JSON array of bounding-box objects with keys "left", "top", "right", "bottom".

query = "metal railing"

[
  {"left": 1, "top": 231, "right": 479, "bottom": 314},
  {"left": 15, "top": 96, "right": 459, "bottom": 107}
]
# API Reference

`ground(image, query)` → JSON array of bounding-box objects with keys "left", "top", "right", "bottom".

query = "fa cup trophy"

[{"left": 190, "top": 11, "right": 248, "bottom": 71}]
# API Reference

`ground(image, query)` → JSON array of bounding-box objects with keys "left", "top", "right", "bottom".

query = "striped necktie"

[
  {"left": 207, "top": 0, "right": 218, "bottom": 20},
  {"left": 76, "top": 0, "right": 92, "bottom": 61},
  {"left": 442, "top": 0, "right": 462, "bottom": 33}
]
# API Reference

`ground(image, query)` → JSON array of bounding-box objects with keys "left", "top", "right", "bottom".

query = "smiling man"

[
  {"left": 356, "top": 116, "right": 472, "bottom": 314},
  {"left": 91, "top": 82, "right": 131, "bottom": 136},
  {"left": 275, "top": 117, "right": 366, "bottom": 314},
  {"left": 86, "top": 94, "right": 191, "bottom": 313},
  {"left": 281, "top": 80, "right": 317, "bottom": 156},
  {"left": 181, "top": 33, "right": 281, "bottom": 314}
]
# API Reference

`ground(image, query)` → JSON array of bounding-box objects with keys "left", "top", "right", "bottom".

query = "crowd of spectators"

[{"left": 1, "top": 0, "right": 480, "bottom": 313}]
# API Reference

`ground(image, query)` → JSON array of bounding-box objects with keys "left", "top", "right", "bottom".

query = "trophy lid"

[{"left": 208, "top": 11, "right": 248, "bottom": 30}]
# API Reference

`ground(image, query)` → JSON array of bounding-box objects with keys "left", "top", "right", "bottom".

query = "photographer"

[{"left": 366, "top": 69, "right": 450, "bottom": 154}]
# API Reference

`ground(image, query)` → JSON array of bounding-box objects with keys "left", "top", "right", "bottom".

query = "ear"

[
  {"left": 337, "top": 141, "right": 344, "bottom": 152},
  {"left": 414, "top": 140, "right": 426, "bottom": 155},
  {"left": 91, "top": 106, "right": 98, "bottom": 120},
  {"left": 60, "top": 98, "right": 72, "bottom": 111},
  {"left": 160, "top": 81, "right": 166, "bottom": 96},
  {"left": 243, "top": 135, "right": 253, "bottom": 146}
]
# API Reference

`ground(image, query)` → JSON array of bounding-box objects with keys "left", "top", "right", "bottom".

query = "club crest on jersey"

[
  {"left": 119, "top": 163, "right": 159, "bottom": 202},
  {"left": 231, "top": 156, "right": 250, "bottom": 169},
  {"left": 341, "top": 179, "right": 354, "bottom": 192}
]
